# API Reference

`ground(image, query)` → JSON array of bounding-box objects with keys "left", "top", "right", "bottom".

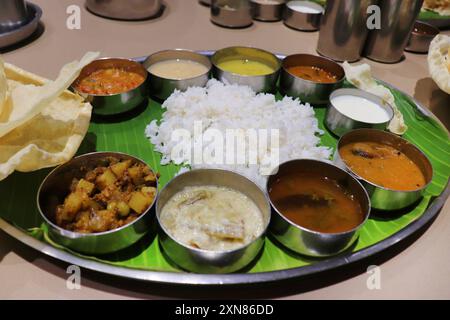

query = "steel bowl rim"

[
  {"left": 336, "top": 128, "right": 434, "bottom": 193},
  {"left": 284, "top": 1, "right": 324, "bottom": 16},
  {"left": 212, "top": 2, "right": 251, "bottom": 11},
  {"left": 250, "top": 0, "right": 285, "bottom": 7},
  {"left": 85, "top": 0, "right": 163, "bottom": 21},
  {"left": 411, "top": 21, "right": 440, "bottom": 38},
  {"left": 0, "top": 2, "right": 42, "bottom": 37},
  {"left": 211, "top": 46, "right": 282, "bottom": 79},
  {"left": 155, "top": 168, "right": 272, "bottom": 255},
  {"left": 143, "top": 48, "right": 212, "bottom": 82},
  {"left": 281, "top": 53, "right": 346, "bottom": 85},
  {"left": 71, "top": 57, "right": 149, "bottom": 98},
  {"left": 36, "top": 151, "right": 159, "bottom": 238},
  {"left": 405, "top": 21, "right": 440, "bottom": 53},
  {"left": 329, "top": 88, "right": 395, "bottom": 125},
  {"left": 266, "top": 158, "right": 371, "bottom": 237}
]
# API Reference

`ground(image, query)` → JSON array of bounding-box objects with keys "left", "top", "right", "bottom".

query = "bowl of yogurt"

[{"left": 325, "top": 88, "right": 394, "bottom": 137}]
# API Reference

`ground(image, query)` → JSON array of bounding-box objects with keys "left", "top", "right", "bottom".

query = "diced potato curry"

[{"left": 56, "top": 157, "right": 158, "bottom": 233}]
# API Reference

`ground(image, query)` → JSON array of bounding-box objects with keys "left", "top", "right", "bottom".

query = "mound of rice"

[{"left": 145, "top": 79, "right": 332, "bottom": 188}]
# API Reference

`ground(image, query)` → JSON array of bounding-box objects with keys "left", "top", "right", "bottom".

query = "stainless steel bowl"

[
  {"left": 72, "top": 58, "right": 148, "bottom": 116},
  {"left": 283, "top": 0, "right": 323, "bottom": 31},
  {"left": 156, "top": 169, "right": 271, "bottom": 273},
  {"left": 250, "top": 0, "right": 285, "bottom": 22},
  {"left": 0, "top": 2, "right": 42, "bottom": 49},
  {"left": 363, "top": 0, "right": 424, "bottom": 63},
  {"left": 334, "top": 129, "right": 434, "bottom": 211},
  {"left": 211, "top": 46, "right": 281, "bottom": 93},
  {"left": 267, "top": 159, "right": 371, "bottom": 257},
  {"left": 280, "top": 53, "right": 345, "bottom": 104},
  {"left": 0, "top": 0, "right": 28, "bottom": 31},
  {"left": 85, "top": 0, "right": 162, "bottom": 20},
  {"left": 211, "top": 0, "right": 253, "bottom": 28},
  {"left": 405, "top": 21, "right": 440, "bottom": 54},
  {"left": 143, "top": 49, "right": 212, "bottom": 101},
  {"left": 325, "top": 88, "right": 394, "bottom": 137},
  {"left": 37, "top": 152, "right": 158, "bottom": 255}
]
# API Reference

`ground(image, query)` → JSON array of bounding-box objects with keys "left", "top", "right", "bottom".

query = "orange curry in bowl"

[
  {"left": 74, "top": 67, "right": 146, "bottom": 95},
  {"left": 286, "top": 65, "right": 338, "bottom": 84},
  {"left": 339, "top": 141, "right": 426, "bottom": 191}
]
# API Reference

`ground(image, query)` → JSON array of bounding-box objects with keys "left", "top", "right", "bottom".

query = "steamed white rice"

[{"left": 145, "top": 79, "right": 332, "bottom": 188}]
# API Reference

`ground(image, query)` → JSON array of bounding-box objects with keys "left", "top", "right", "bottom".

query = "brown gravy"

[{"left": 269, "top": 172, "right": 364, "bottom": 234}]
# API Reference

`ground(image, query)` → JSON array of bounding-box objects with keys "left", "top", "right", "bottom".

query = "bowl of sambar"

[{"left": 334, "top": 129, "right": 433, "bottom": 211}]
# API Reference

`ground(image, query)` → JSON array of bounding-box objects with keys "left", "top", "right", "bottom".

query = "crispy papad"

[{"left": 0, "top": 52, "right": 99, "bottom": 181}]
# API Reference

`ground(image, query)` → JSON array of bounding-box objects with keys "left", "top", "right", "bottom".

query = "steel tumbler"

[
  {"left": 364, "top": 0, "right": 424, "bottom": 63},
  {"left": 317, "top": 0, "right": 379, "bottom": 62},
  {"left": 0, "top": 0, "right": 28, "bottom": 31}
]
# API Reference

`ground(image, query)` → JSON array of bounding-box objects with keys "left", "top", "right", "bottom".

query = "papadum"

[
  {"left": 428, "top": 34, "right": 450, "bottom": 95},
  {"left": 343, "top": 62, "right": 408, "bottom": 135},
  {"left": 0, "top": 52, "right": 99, "bottom": 181}
]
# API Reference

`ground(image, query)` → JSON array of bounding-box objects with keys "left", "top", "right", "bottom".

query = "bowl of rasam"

[{"left": 267, "top": 159, "right": 370, "bottom": 257}]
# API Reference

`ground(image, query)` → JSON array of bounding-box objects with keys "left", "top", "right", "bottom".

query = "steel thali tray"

[{"left": 0, "top": 51, "right": 449, "bottom": 285}]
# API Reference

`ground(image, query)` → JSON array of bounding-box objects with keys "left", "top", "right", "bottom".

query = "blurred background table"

[{"left": 0, "top": 0, "right": 449, "bottom": 299}]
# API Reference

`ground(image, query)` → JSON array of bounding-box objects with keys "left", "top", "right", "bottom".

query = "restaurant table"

[{"left": 1, "top": 0, "right": 449, "bottom": 300}]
